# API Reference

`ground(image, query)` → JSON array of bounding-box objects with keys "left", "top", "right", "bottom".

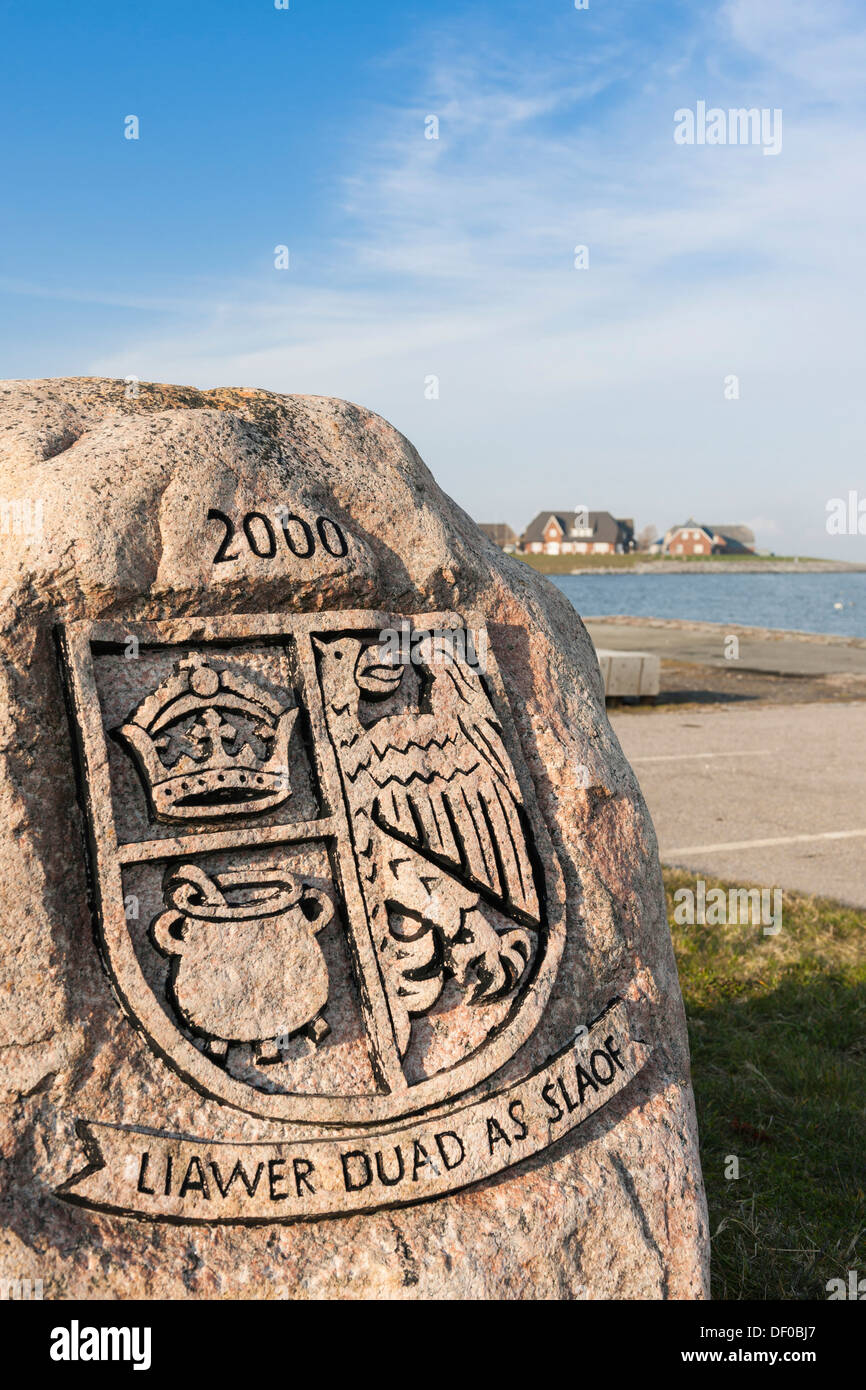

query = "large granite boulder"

[{"left": 0, "top": 378, "right": 708, "bottom": 1299}]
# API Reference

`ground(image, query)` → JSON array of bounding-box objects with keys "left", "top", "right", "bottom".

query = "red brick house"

[
  {"left": 664, "top": 520, "right": 755, "bottom": 556},
  {"left": 521, "top": 510, "right": 635, "bottom": 556}
]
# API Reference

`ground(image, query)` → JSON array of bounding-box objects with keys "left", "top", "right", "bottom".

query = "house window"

[
  {"left": 675, "top": 544, "right": 683, "bottom": 553},
  {"left": 694, "top": 544, "right": 704, "bottom": 554}
]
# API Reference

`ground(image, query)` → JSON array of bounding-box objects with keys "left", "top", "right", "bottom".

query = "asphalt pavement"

[
  {"left": 585, "top": 619, "right": 866, "bottom": 677},
  {"left": 610, "top": 702, "right": 866, "bottom": 907}
]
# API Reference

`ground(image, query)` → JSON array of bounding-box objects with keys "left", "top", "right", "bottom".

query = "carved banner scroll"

[{"left": 60, "top": 1002, "right": 645, "bottom": 1223}]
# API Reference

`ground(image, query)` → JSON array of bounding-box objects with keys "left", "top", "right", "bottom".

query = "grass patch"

[
  {"left": 516, "top": 552, "right": 813, "bottom": 573},
  {"left": 664, "top": 868, "right": 866, "bottom": 1300},
  {"left": 517, "top": 553, "right": 640, "bottom": 572}
]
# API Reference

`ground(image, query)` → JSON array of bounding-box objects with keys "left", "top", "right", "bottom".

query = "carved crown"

[{"left": 116, "top": 653, "right": 299, "bottom": 821}]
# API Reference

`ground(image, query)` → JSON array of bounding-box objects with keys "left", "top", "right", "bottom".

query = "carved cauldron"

[{"left": 151, "top": 863, "right": 333, "bottom": 1058}]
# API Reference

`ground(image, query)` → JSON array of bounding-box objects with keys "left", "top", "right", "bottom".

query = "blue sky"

[{"left": 1, "top": 0, "right": 864, "bottom": 557}]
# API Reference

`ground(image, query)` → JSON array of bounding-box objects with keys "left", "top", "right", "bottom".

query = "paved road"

[
  {"left": 586, "top": 620, "right": 866, "bottom": 677},
  {"left": 610, "top": 702, "right": 866, "bottom": 907}
]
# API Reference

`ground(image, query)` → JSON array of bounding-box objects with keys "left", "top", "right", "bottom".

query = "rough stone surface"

[{"left": 0, "top": 378, "right": 709, "bottom": 1299}]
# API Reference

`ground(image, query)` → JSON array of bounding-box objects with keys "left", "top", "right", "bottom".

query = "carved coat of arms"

[{"left": 59, "top": 611, "right": 645, "bottom": 1221}]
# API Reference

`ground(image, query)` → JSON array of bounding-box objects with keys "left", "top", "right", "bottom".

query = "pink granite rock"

[{"left": 0, "top": 378, "right": 708, "bottom": 1299}]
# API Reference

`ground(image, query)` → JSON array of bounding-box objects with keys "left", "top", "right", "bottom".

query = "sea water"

[{"left": 550, "top": 571, "right": 866, "bottom": 639}]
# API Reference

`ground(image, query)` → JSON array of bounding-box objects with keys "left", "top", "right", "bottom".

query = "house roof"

[
  {"left": 667, "top": 520, "right": 755, "bottom": 552},
  {"left": 478, "top": 523, "right": 518, "bottom": 545},
  {"left": 522, "top": 510, "right": 634, "bottom": 545},
  {"left": 707, "top": 523, "right": 755, "bottom": 547},
  {"left": 668, "top": 519, "right": 713, "bottom": 538}
]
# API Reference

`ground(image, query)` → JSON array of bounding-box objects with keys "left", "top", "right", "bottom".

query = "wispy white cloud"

[{"left": 721, "top": 0, "right": 866, "bottom": 97}]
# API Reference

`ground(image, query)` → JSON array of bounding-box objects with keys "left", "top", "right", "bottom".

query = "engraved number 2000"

[{"left": 207, "top": 508, "right": 349, "bottom": 564}]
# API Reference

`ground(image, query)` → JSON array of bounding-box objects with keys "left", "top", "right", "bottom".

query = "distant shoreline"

[
  {"left": 582, "top": 614, "right": 866, "bottom": 649},
  {"left": 517, "top": 555, "right": 866, "bottom": 575}
]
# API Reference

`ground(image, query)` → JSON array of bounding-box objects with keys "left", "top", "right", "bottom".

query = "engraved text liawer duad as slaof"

[{"left": 57, "top": 610, "right": 649, "bottom": 1222}]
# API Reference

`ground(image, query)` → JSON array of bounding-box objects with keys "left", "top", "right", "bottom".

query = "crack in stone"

[{"left": 610, "top": 1151, "right": 669, "bottom": 1300}]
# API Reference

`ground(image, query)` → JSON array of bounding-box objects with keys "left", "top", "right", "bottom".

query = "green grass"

[
  {"left": 516, "top": 552, "right": 809, "bottom": 573},
  {"left": 517, "top": 552, "right": 641, "bottom": 572},
  {"left": 664, "top": 868, "right": 866, "bottom": 1300}
]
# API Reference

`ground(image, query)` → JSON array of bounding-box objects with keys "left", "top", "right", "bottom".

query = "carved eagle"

[{"left": 314, "top": 631, "right": 541, "bottom": 1057}]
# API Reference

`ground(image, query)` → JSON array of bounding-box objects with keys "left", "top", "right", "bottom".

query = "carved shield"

[{"left": 61, "top": 610, "right": 566, "bottom": 1126}]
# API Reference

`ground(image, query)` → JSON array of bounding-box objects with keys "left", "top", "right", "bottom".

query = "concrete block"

[{"left": 595, "top": 648, "right": 660, "bottom": 699}]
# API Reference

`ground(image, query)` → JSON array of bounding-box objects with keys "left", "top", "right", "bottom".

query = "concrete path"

[
  {"left": 586, "top": 619, "right": 866, "bottom": 677},
  {"left": 610, "top": 701, "right": 866, "bottom": 907}
]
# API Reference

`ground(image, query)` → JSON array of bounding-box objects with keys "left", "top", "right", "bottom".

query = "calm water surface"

[{"left": 550, "top": 571, "right": 866, "bottom": 639}]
